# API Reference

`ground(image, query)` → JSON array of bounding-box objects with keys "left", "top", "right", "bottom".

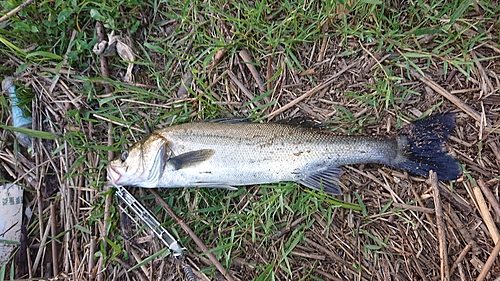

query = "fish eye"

[{"left": 120, "top": 151, "right": 129, "bottom": 162}]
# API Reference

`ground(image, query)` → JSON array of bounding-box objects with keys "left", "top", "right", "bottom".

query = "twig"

[
  {"left": 477, "top": 178, "right": 500, "bottom": 218},
  {"left": 96, "top": 257, "right": 103, "bottom": 281},
  {"left": 472, "top": 51, "right": 494, "bottom": 99},
  {"left": 406, "top": 180, "right": 439, "bottom": 236},
  {"left": 317, "top": 21, "right": 329, "bottom": 62},
  {"left": 50, "top": 203, "right": 59, "bottom": 276},
  {"left": 209, "top": 49, "right": 227, "bottom": 69},
  {"left": 437, "top": 182, "right": 472, "bottom": 214},
  {"left": 315, "top": 269, "right": 344, "bottom": 281},
  {"left": 32, "top": 213, "right": 52, "bottom": 273},
  {"left": 0, "top": 0, "right": 35, "bottom": 23},
  {"left": 408, "top": 67, "right": 483, "bottom": 123},
  {"left": 273, "top": 216, "right": 306, "bottom": 239},
  {"left": 476, "top": 238, "right": 500, "bottom": 281},
  {"left": 395, "top": 224, "right": 427, "bottom": 279},
  {"left": 304, "top": 237, "right": 352, "bottom": 267},
  {"left": 266, "top": 56, "right": 272, "bottom": 92},
  {"left": 447, "top": 208, "right": 479, "bottom": 254},
  {"left": 228, "top": 70, "right": 259, "bottom": 107},
  {"left": 239, "top": 49, "right": 265, "bottom": 93},
  {"left": 317, "top": 35, "right": 328, "bottom": 63},
  {"left": 96, "top": 22, "right": 111, "bottom": 94},
  {"left": 392, "top": 202, "right": 435, "bottom": 213},
  {"left": 265, "top": 60, "right": 357, "bottom": 120},
  {"left": 98, "top": 123, "right": 114, "bottom": 281},
  {"left": 149, "top": 190, "right": 236, "bottom": 281},
  {"left": 450, "top": 243, "right": 472, "bottom": 275},
  {"left": 89, "top": 237, "right": 96, "bottom": 280},
  {"left": 471, "top": 179, "right": 500, "bottom": 244},
  {"left": 430, "top": 171, "right": 449, "bottom": 281},
  {"left": 114, "top": 257, "right": 148, "bottom": 281},
  {"left": 290, "top": 250, "right": 325, "bottom": 260},
  {"left": 130, "top": 248, "right": 150, "bottom": 278}
]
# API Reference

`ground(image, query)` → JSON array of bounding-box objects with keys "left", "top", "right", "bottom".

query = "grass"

[{"left": 1, "top": 0, "right": 500, "bottom": 280}]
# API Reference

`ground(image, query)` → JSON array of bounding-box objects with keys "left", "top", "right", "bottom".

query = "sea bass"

[{"left": 107, "top": 113, "right": 461, "bottom": 194}]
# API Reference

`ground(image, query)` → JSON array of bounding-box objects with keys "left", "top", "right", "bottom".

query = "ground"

[{"left": 1, "top": 0, "right": 500, "bottom": 280}]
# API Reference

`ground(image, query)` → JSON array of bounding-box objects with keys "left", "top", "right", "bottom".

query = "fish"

[{"left": 106, "top": 113, "right": 461, "bottom": 195}]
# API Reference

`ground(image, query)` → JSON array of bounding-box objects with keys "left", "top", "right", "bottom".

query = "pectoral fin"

[
  {"left": 169, "top": 149, "right": 215, "bottom": 170},
  {"left": 299, "top": 167, "right": 343, "bottom": 195}
]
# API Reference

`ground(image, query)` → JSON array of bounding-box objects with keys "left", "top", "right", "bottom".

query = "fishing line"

[{"left": 109, "top": 181, "right": 196, "bottom": 280}]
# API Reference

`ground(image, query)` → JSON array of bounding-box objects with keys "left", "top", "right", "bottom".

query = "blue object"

[{"left": 2, "top": 77, "right": 32, "bottom": 148}]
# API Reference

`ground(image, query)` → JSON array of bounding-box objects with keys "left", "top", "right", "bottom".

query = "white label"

[{"left": 0, "top": 184, "right": 23, "bottom": 266}]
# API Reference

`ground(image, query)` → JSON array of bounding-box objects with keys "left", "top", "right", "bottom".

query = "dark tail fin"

[{"left": 393, "top": 113, "right": 461, "bottom": 180}]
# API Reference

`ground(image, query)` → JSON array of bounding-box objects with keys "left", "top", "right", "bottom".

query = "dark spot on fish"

[
  {"left": 360, "top": 150, "right": 366, "bottom": 154},
  {"left": 294, "top": 151, "right": 303, "bottom": 156}
]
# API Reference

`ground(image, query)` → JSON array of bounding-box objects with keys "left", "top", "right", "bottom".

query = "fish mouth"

[{"left": 107, "top": 165, "right": 122, "bottom": 184}]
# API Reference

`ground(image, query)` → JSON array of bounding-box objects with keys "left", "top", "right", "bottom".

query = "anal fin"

[
  {"left": 195, "top": 183, "right": 238, "bottom": 190},
  {"left": 299, "top": 167, "right": 343, "bottom": 195}
]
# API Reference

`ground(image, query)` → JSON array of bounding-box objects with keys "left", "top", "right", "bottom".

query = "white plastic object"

[{"left": 0, "top": 183, "right": 24, "bottom": 266}]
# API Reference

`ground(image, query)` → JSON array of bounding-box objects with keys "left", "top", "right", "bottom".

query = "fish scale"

[{"left": 107, "top": 114, "right": 461, "bottom": 195}]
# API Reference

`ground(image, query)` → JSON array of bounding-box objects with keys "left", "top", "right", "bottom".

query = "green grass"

[{"left": 1, "top": 0, "right": 498, "bottom": 279}]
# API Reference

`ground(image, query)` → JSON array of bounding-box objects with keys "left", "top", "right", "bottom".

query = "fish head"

[{"left": 107, "top": 133, "right": 171, "bottom": 187}]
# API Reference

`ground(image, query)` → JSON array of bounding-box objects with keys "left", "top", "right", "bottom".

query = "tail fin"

[{"left": 393, "top": 113, "right": 461, "bottom": 180}]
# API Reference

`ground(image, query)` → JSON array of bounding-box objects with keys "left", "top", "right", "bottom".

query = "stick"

[
  {"left": 471, "top": 179, "right": 500, "bottom": 244},
  {"left": 89, "top": 237, "right": 97, "bottom": 280},
  {"left": 477, "top": 178, "right": 500, "bottom": 218},
  {"left": 476, "top": 238, "right": 500, "bottom": 281},
  {"left": 239, "top": 50, "right": 265, "bottom": 93},
  {"left": 228, "top": 70, "right": 259, "bottom": 107},
  {"left": 392, "top": 202, "right": 435, "bottom": 213},
  {"left": 0, "top": 0, "right": 35, "bottom": 23},
  {"left": 96, "top": 22, "right": 112, "bottom": 94},
  {"left": 450, "top": 243, "right": 472, "bottom": 275},
  {"left": 265, "top": 61, "right": 357, "bottom": 119},
  {"left": 430, "top": 171, "right": 449, "bottom": 281},
  {"left": 150, "top": 190, "right": 235, "bottom": 281},
  {"left": 50, "top": 203, "right": 59, "bottom": 276},
  {"left": 472, "top": 51, "right": 494, "bottom": 98}
]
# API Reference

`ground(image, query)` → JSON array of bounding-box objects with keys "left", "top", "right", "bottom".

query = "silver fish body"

[{"left": 107, "top": 114, "right": 460, "bottom": 194}]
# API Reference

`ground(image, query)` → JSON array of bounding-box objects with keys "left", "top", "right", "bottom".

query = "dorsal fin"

[
  {"left": 201, "top": 118, "right": 251, "bottom": 124},
  {"left": 275, "top": 116, "right": 322, "bottom": 128}
]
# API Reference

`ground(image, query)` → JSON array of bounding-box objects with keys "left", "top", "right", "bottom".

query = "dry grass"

[{"left": 1, "top": 0, "right": 500, "bottom": 280}]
